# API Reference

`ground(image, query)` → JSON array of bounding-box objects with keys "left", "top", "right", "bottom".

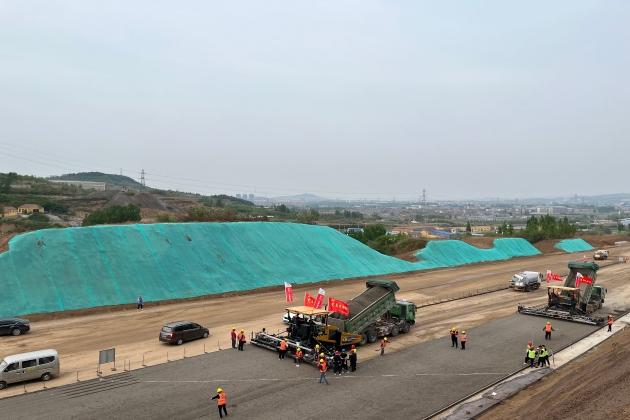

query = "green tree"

[
  {"left": 466, "top": 221, "right": 472, "bottom": 234},
  {"left": 363, "top": 224, "right": 386, "bottom": 241}
]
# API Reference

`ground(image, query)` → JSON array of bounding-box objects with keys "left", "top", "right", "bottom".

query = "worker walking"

[
  {"left": 460, "top": 331, "right": 467, "bottom": 350},
  {"left": 278, "top": 339, "right": 287, "bottom": 360},
  {"left": 349, "top": 346, "right": 357, "bottom": 372},
  {"left": 608, "top": 315, "right": 614, "bottom": 332},
  {"left": 294, "top": 347, "right": 303, "bottom": 367},
  {"left": 318, "top": 358, "right": 329, "bottom": 385},
  {"left": 230, "top": 328, "right": 237, "bottom": 349},
  {"left": 211, "top": 387, "right": 228, "bottom": 418},
  {"left": 543, "top": 322, "right": 555, "bottom": 340},
  {"left": 380, "top": 337, "right": 388, "bottom": 356},
  {"left": 137, "top": 296, "right": 144, "bottom": 310},
  {"left": 450, "top": 327, "right": 459, "bottom": 348},
  {"left": 237, "top": 330, "right": 246, "bottom": 351}
]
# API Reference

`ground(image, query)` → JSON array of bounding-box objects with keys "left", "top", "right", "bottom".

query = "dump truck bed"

[{"left": 347, "top": 286, "right": 390, "bottom": 317}]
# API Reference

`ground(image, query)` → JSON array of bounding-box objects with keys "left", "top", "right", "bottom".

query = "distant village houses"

[{"left": 17, "top": 204, "right": 44, "bottom": 215}]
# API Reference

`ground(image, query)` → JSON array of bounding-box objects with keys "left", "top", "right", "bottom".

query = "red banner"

[
  {"left": 313, "top": 288, "right": 326, "bottom": 309},
  {"left": 284, "top": 282, "right": 293, "bottom": 303},
  {"left": 328, "top": 297, "right": 350, "bottom": 316},
  {"left": 304, "top": 292, "right": 316, "bottom": 307},
  {"left": 575, "top": 273, "right": 593, "bottom": 287},
  {"left": 546, "top": 270, "right": 564, "bottom": 282}
]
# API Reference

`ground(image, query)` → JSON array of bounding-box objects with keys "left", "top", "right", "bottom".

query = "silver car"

[{"left": 0, "top": 349, "right": 59, "bottom": 389}]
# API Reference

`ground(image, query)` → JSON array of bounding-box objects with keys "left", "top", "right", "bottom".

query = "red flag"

[
  {"left": 304, "top": 292, "right": 316, "bottom": 307},
  {"left": 313, "top": 288, "right": 326, "bottom": 309},
  {"left": 284, "top": 282, "right": 293, "bottom": 303},
  {"left": 328, "top": 297, "right": 350, "bottom": 316},
  {"left": 546, "top": 270, "right": 563, "bottom": 282}
]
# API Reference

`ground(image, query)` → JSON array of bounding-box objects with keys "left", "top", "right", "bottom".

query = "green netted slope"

[
  {"left": 0, "top": 223, "right": 541, "bottom": 317},
  {"left": 554, "top": 238, "right": 594, "bottom": 253},
  {"left": 413, "top": 238, "right": 540, "bottom": 269}
]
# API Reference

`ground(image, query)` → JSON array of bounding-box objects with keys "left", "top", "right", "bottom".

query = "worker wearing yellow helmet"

[
  {"left": 380, "top": 337, "right": 388, "bottom": 356},
  {"left": 460, "top": 330, "right": 468, "bottom": 350},
  {"left": 318, "top": 357, "right": 329, "bottom": 385},
  {"left": 295, "top": 347, "right": 303, "bottom": 367},
  {"left": 211, "top": 387, "right": 228, "bottom": 418},
  {"left": 237, "top": 329, "right": 246, "bottom": 351},
  {"left": 450, "top": 326, "right": 459, "bottom": 348}
]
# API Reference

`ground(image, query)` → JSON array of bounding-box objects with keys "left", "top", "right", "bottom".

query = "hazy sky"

[{"left": 1, "top": 1, "right": 629, "bottom": 200}]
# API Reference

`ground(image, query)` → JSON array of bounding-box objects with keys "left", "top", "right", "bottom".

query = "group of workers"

[
  {"left": 449, "top": 327, "right": 468, "bottom": 350},
  {"left": 525, "top": 342, "right": 551, "bottom": 368},
  {"left": 230, "top": 328, "right": 247, "bottom": 351}
]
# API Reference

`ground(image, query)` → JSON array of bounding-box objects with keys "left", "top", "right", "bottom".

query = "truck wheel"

[
  {"left": 176, "top": 339, "right": 183, "bottom": 345},
  {"left": 390, "top": 326, "right": 400, "bottom": 337},
  {"left": 401, "top": 322, "right": 411, "bottom": 333},
  {"left": 367, "top": 329, "right": 378, "bottom": 343},
  {"left": 359, "top": 333, "right": 368, "bottom": 346},
  {"left": 0, "top": 381, "right": 6, "bottom": 390}
]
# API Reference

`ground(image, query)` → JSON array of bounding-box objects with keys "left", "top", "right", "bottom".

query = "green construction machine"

[{"left": 518, "top": 261, "right": 606, "bottom": 325}]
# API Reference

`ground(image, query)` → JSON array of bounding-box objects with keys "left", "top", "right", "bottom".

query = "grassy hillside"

[{"left": 50, "top": 172, "right": 147, "bottom": 190}]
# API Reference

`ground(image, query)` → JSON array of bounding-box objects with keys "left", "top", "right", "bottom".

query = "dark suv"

[
  {"left": 0, "top": 319, "right": 30, "bottom": 336},
  {"left": 159, "top": 321, "right": 209, "bottom": 345}
]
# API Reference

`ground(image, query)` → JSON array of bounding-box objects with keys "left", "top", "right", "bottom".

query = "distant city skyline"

[{"left": 1, "top": 1, "right": 629, "bottom": 200}]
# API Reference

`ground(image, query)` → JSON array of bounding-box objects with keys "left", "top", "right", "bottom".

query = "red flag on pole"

[
  {"left": 328, "top": 297, "right": 350, "bottom": 316},
  {"left": 304, "top": 292, "right": 316, "bottom": 307},
  {"left": 313, "top": 288, "right": 326, "bottom": 309},
  {"left": 546, "top": 270, "right": 564, "bottom": 282},
  {"left": 579, "top": 274, "right": 593, "bottom": 286},
  {"left": 284, "top": 282, "right": 293, "bottom": 303}
]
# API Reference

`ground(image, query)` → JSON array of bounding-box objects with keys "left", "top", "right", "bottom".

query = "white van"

[{"left": 0, "top": 349, "right": 59, "bottom": 389}]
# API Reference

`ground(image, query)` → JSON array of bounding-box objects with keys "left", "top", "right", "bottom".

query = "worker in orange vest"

[
  {"left": 230, "top": 328, "right": 237, "bottom": 349},
  {"left": 318, "top": 358, "right": 329, "bottom": 384},
  {"left": 449, "top": 327, "right": 459, "bottom": 348},
  {"left": 608, "top": 315, "right": 614, "bottom": 332},
  {"left": 460, "top": 331, "right": 467, "bottom": 350},
  {"left": 294, "top": 347, "right": 303, "bottom": 367},
  {"left": 380, "top": 337, "right": 388, "bottom": 356},
  {"left": 543, "top": 322, "right": 555, "bottom": 340},
  {"left": 211, "top": 387, "right": 228, "bottom": 418},
  {"left": 278, "top": 338, "right": 287, "bottom": 360}
]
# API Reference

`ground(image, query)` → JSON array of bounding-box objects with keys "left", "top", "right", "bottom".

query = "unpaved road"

[{"left": 1, "top": 246, "right": 628, "bottom": 398}]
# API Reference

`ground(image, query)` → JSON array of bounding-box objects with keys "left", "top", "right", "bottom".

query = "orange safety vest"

[
  {"left": 280, "top": 341, "right": 287, "bottom": 350},
  {"left": 238, "top": 333, "right": 246, "bottom": 343},
  {"left": 380, "top": 339, "right": 387, "bottom": 348},
  {"left": 319, "top": 361, "right": 327, "bottom": 373},
  {"left": 460, "top": 333, "right": 467, "bottom": 342},
  {"left": 218, "top": 392, "right": 227, "bottom": 406},
  {"left": 296, "top": 350, "right": 303, "bottom": 359},
  {"left": 608, "top": 318, "right": 614, "bottom": 325},
  {"left": 545, "top": 324, "right": 552, "bottom": 332}
]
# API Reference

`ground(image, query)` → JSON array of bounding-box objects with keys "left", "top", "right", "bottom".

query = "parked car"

[
  {"left": 0, "top": 318, "right": 30, "bottom": 336},
  {"left": 0, "top": 349, "right": 59, "bottom": 390},
  {"left": 159, "top": 321, "right": 209, "bottom": 345}
]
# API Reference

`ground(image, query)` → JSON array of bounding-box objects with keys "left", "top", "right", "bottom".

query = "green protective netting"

[
  {"left": 554, "top": 238, "right": 594, "bottom": 253},
  {"left": 413, "top": 238, "right": 540, "bottom": 269},
  {"left": 0, "top": 223, "right": 541, "bottom": 317}
]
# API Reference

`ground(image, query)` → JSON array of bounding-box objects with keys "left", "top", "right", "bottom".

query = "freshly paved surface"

[{"left": 0, "top": 315, "right": 596, "bottom": 420}]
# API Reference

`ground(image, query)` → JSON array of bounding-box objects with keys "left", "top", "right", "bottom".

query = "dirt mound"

[
  {"left": 106, "top": 191, "right": 166, "bottom": 210},
  {"left": 580, "top": 234, "right": 630, "bottom": 249},
  {"left": 462, "top": 237, "right": 495, "bottom": 249},
  {"left": 482, "top": 326, "right": 630, "bottom": 420}
]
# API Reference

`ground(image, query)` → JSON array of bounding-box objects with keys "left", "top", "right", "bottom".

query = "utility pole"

[
  {"left": 140, "top": 169, "right": 146, "bottom": 187},
  {"left": 422, "top": 188, "right": 427, "bottom": 204}
]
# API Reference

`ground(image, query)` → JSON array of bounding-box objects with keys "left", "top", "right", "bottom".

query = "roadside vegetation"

[
  {"left": 83, "top": 204, "right": 142, "bottom": 226},
  {"left": 348, "top": 224, "right": 427, "bottom": 256}
]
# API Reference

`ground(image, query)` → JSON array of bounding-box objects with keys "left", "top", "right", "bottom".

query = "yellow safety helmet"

[
  {"left": 384, "top": 337, "right": 388, "bottom": 341},
  {"left": 462, "top": 330, "right": 466, "bottom": 334},
  {"left": 240, "top": 330, "right": 244, "bottom": 333},
  {"left": 320, "top": 352, "right": 325, "bottom": 357},
  {"left": 319, "top": 358, "right": 324, "bottom": 363},
  {"left": 297, "top": 347, "right": 301, "bottom": 351},
  {"left": 217, "top": 387, "right": 223, "bottom": 393},
  {"left": 546, "top": 321, "right": 550, "bottom": 324}
]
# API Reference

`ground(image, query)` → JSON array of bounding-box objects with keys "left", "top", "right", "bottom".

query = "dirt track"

[{"left": 1, "top": 246, "right": 629, "bottom": 399}]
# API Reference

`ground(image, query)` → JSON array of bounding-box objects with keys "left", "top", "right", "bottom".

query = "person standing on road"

[
  {"left": 543, "top": 322, "right": 555, "bottom": 340},
  {"left": 279, "top": 339, "right": 287, "bottom": 360},
  {"left": 238, "top": 330, "right": 246, "bottom": 351},
  {"left": 333, "top": 350, "right": 342, "bottom": 375},
  {"left": 318, "top": 358, "right": 329, "bottom": 385},
  {"left": 608, "top": 315, "right": 614, "bottom": 332},
  {"left": 525, "top": 344, "right": 537, "bottom": 368},
  {"left": 294, "top": 347, "right": 303, "bottom": 367},
  {"left": 137, "top": 296, "right": 144, "bottom": 310},
  {"left": 230, "top": 328, "right": 237, "bottom": 349},
  {"left": 380, "top": 337, "right": 388, "bottom": 356},
  {"left": 460, "top": 331, "right": 467, "bottom": 350},
  {"left": 211, "top": 387, "right": 228, "bottom": 418},
  {"left": 539, "top": 345, "right": 550, "bottom": 367},
  {"left": 340, "top": 348, "right": 348, "bottom": 374},
  {"left": 450, "top": 327, "right": 459, "bottom": 348},
  {"left": 349, "top": 346, "right": 358, "bottom": 372}
]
